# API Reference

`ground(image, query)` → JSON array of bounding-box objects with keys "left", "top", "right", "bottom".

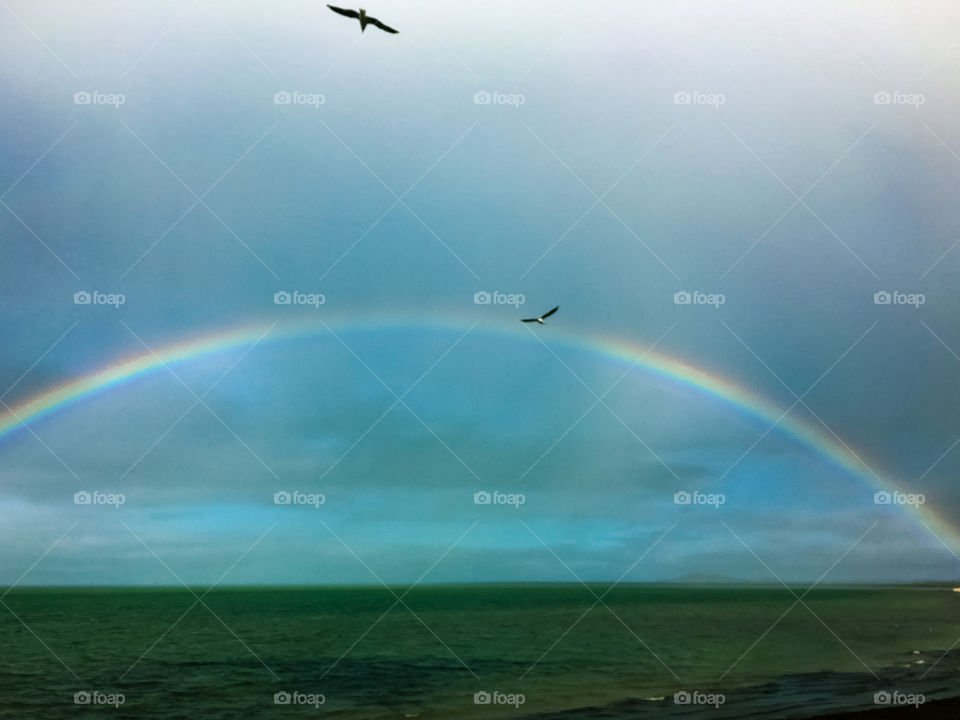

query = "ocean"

[{"left": 1, "top": 584, "right": 958, "bottom": 718}]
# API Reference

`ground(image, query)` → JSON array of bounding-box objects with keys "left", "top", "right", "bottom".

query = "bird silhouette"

[
  {"left": 327, "top": 5, "right": 399, "bottom": 33},
  {"left": 521, "top": 306, "right": 559, "bottom": 325}
]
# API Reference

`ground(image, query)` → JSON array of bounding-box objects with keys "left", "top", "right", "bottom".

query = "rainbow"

[{"left": 1, "top": 316, "right": 956, "bottom": 550}]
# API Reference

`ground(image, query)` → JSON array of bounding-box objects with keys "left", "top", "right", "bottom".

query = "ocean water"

[{"left": 1, "top": 585, "right": 958, "bottom": 719}]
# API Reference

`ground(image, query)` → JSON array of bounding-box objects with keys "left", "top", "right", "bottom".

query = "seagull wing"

[
  {"left": 541, "top": 306, "right": 559, "bottom": 319},
  {"left": 520, "top": 317, "right": 539, "bottom": 323},
  {"left": 327, "top": 5, "right": 360, "bottom": 19},
  {"left": 368, "top": 16, "right": 399, "bottom": 33}
]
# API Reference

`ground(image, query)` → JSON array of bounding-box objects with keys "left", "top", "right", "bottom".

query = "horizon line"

[{"left": 4, "top": 580, "right": 958, "bottom": 590}]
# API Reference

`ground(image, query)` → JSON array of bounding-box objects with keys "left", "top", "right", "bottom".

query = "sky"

[{"left": 2, "top": 0, "right": 960, "bottom": 585}]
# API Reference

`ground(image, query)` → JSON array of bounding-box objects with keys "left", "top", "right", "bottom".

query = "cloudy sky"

[{"left": 2, "top": 0, "right": 960, "bottom": 585}]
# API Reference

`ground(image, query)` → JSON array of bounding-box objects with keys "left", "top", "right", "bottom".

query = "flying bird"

[
  {"left": 327, "top": 5, "right": 399, "bottom": 33},
  {"left": 521, "top": 306, "right": 559, "bottom": 325}
]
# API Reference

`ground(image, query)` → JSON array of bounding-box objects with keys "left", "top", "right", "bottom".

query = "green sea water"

[{"left": 1, "top": 584, "right": 958, "bottom": 718}]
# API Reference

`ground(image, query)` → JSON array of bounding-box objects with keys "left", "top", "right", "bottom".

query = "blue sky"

[{"left": 2, "top": 0, "right": 960, "bottom": 585}]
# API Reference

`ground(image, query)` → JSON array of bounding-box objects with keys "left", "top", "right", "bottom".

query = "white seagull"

[{"left": 521, "top": 306, "right": 559, "bottom": 325}]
